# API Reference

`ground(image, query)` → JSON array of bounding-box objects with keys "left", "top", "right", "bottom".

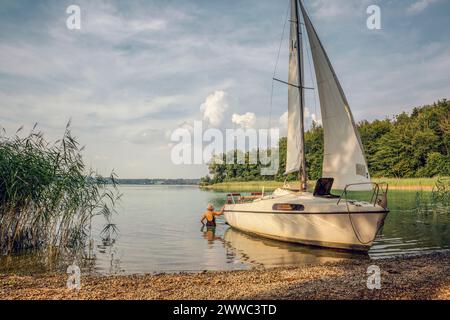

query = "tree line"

[
  {"left": 115, "top": 179, "right": 200, "bottom": 185},
  {"left": 201, "top": 99, "right": 449, "bottom": 185}
]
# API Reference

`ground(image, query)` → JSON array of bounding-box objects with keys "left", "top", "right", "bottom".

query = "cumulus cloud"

[
  {"left": 231, "top": 112, "right": 256, "bottom": 129},
  {"left": 279, "top": 111, "right": 288, "bottom": 129},
  {"left": 311, "top": 113, "right": 322, "bottom": 126},
  {"left": 200, "top": 91, "right": 229, "bottom": 127},
  {"left": 1, "top": 0, "right": 449, "bottom": 178},
  {"left": 407, "top": 0, "right": 440, "bottom": 14},
  {"left": 279, "top": 108, "right": 312, "bottom": 128},
  {"left": 304, "top": 107, "right": 311, "bottom": 119}
]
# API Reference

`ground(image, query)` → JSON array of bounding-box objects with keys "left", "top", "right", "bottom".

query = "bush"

[{"left": 417, "top": 152, "right": 450, "bottom": 177}]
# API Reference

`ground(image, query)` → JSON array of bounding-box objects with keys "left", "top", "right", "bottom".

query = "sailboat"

[{"left": 223, "top": 0, "right": 389, "bottom": 252}]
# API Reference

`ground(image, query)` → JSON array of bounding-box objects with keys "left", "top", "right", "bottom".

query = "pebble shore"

[{"left": 1, "top": 252, "right": 449, "bottom": 300}]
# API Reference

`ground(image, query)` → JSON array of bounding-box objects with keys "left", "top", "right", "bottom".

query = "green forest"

[{"left": 201, "top": 99, "right": 450, "bottom": 185}]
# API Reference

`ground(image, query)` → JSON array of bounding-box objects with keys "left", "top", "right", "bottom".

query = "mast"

[
  {"left": 283, "top": 0, "right": 307, "bottom": 190},
  {"left": 294, "top": 0, "right": 307, "bottom": 191}
]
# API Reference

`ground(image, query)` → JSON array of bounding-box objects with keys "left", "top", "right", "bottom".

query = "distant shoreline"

[
  {"left": 111, "top": 177, "right": 447, "bottom": 191},
  {"left": 199, "top": 177, "right": 447, "bottom": 191},
  {"left": 1, "top": 251, "right": 448, "bottom": 300},
  {"left": 114, "top": 178, "right": 200, "bottom": 186}
]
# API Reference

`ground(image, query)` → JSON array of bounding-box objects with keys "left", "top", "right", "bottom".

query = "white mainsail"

[
  {"left": 285, "top": 0, "right": 304, "bottom": 175},
  {"left": 299, "top": 1, "right": 371, "bottom": 190}
]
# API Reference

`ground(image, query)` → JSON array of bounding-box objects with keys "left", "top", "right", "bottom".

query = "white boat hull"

[{"left": 224, "top": 189, "right": 388, "bottom": 251}]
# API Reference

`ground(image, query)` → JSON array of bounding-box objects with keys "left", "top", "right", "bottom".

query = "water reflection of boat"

[{"left": 223, "top": 227, "right": 366, "bottom": 268}]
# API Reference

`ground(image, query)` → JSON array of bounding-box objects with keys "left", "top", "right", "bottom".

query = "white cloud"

[
  {"left": 407, "top": 0, "right": 439, "bottom": 14},
  {"left": 200, "top": 91, "right": 229, "bottom": 127},
  {"left": 279, "top": 111, "right": 288, "bottom": 129},
  {"left": 124, "top": 128, "right": 168, "bottom": 145},
  {"left": 278, "top": 109, "right": 321, "bottom": 136},
  {"left": 309, "top": 0, "right": 371, "bottom": 20},
  {"left": 311, "top": 1, "right": 345, "bottom": 19},
  {"left": 1, "top": 0, "right": 449, "bottom": 178},
  {"left": 311, "top": 113, "right": 322, "bottom": 126},
  {"left": 83, "top": 12, "right": 168, "bottom": 42},
  {"left": 304, "top": 107, "right": 311, "bottom": 119},
  {"left": 231, "top": 112, "right": 256, "bottom": 129},
  {"left": 69, "top": 1, "right": 177, "bottom": 44},
  {"left": 278, "top": 108, "right": 312, "bottom": 128}
]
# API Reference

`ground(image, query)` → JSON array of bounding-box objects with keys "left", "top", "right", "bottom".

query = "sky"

[{"left": 0, "top": 0, "right": 449, "bottom": 179}]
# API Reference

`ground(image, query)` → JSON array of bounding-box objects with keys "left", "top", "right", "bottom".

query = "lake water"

[{"left": 1, "top": 185, "right": 449, "bottom": 274}]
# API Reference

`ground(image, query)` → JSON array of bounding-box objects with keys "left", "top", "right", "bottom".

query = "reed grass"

[
  {"left": 0, "top": 123, "right": 120, "bottom": 254},
  {"left": 371, "top": 177, "right": 446, "bottom": 188}
]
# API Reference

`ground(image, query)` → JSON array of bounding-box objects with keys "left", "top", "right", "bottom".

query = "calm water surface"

[{"left": 1, "top": 185, "right": 449, "bottom": 274}]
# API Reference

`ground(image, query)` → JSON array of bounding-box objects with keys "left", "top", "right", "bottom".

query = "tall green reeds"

[{"left": 0, "top": 123, "right": 119, "bottom": 254}]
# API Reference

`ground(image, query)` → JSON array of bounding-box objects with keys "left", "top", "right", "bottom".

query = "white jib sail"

[
  {"left": 285, "top": 0, "right": 304, "bottom": 175},
  {"left": 299, "top": 1, "right": 371, "bottom": 190}
]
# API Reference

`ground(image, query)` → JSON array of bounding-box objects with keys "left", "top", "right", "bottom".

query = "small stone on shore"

[{"left": 0, "top": 252, "right": 449, "bottom": 300}]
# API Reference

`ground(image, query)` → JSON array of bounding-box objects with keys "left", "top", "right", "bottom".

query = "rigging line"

[
  {"left": 268, "top": 1, "right": 290, "bottom": 131},
  {"left": 273, "top": 78, "right": 314, "bottom": 90},
  {"left": 289, "top": 20, "right": 305, "bottom": 25}
]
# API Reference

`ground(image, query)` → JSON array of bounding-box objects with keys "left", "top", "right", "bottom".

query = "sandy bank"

[{"left": 1, "top": 252, "right": 449, "bottom": 300}]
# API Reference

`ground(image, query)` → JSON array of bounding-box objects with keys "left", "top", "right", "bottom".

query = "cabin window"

[{"left": 272, "top": 203, "right": 304, "bottom": 211}]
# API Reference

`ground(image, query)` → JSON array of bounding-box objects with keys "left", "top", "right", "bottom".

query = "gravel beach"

[{"left": 1, "top": 252, "right": 449, "bottom": 300}]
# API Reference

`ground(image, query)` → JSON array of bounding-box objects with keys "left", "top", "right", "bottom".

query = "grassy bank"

[
  {"left": 1, "top": 252, "right": 449, "bottom": 300},
  {"left": 200, "top": 177, "right": 448, "bottom": 191}
]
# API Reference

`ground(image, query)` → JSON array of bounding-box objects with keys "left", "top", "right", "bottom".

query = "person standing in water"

[{"left": 200, "top": 204, "right": 225, "bottom": 228}]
